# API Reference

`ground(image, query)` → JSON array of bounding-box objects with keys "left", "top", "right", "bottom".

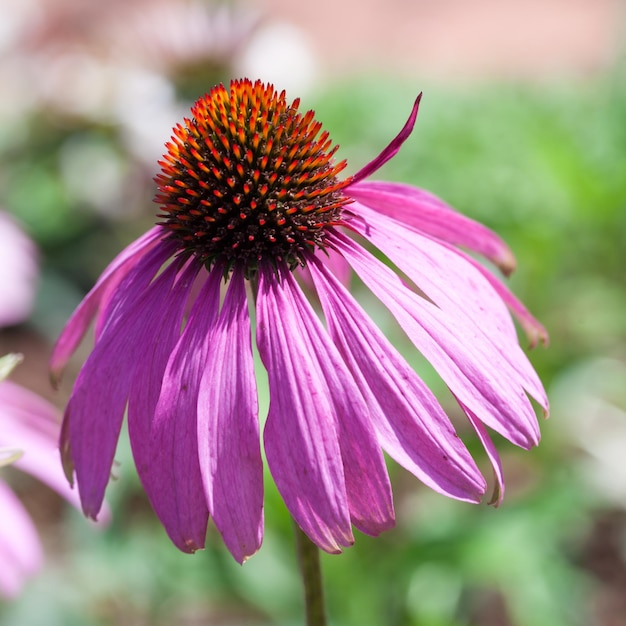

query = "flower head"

[{"left": 52, "top": 79, "right": 548, "bottom": 563}]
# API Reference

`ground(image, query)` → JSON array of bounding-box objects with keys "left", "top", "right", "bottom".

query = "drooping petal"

[
  {"left": 308, "top": 257, "right": 486, "bottom": 503},
  {"left": 332, "top": 231, "right": 540, "bottom": 449},
  {"left": 62, "top": 242, "right": 176, "bottom": 519},
  {"left": 127, "top": 262, "right": 202, "bottom": 526},
  {"left": 128, "top": 261, "right": 201, "bottom": 457},
  {"left": 0, "top": 481, "right": 42, "bottom": 598},
  {"left": 149, "top": 265, "right": 224, "bottom": 553},
  {"left": 258, "top": 265, "right": 393, "bottom": 548},
  {"left": 50, "top": 226, "right": 164, "bottom": 382},
  {"left": 257, "top": 267, "right": 350, "bottom": 550},
  {"left": 197, "top": 268, "right": 263, "bottom": 563},
  {"left": 349, "top": 205, "right": 548, "bottom": 413},
  {"left": 347, "top": 180, "right": 516, "bottom": 274},
  {"left": 449, "top": 246, "right": 549, "bottom": 349},
  {"left": 348, "top": 94, "right": 422, "bottom": 186}
]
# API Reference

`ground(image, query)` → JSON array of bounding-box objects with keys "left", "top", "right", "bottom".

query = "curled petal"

[{"left": 347, "top": 94, "right": 422, "bottom": 185}]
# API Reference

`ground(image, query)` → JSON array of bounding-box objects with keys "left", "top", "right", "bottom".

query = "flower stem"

[{"left": 294, "top": 521, "right": 327, "bottom": 626}]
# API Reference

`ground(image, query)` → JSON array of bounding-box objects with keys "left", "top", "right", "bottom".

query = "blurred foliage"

[{"left": 1, "top": 19, "right": 626, "bottom": 622}]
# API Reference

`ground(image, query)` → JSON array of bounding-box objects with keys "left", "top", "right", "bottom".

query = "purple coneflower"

[
  {"left": 52, "top": 79, "right": 548, "bottom": 563},
  {"left": 0, "top": 359, "right": 85, "bottom": 598}
]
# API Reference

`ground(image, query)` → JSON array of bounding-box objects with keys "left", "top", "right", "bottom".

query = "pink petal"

[
  {"left": 332, "top": 231, "right": 540, "bottom": 449},
  {"left": 257, "top": 266, "right": 354, "bottom": 551},
  {"left": 450, "top": 246, "right": 549, "bottom": 350},
  {"left": 50, "top": 226, "right": 164, "bottom": 382},
  {"left": 258, "top": 265, "right": 394, "bottom": 548},
  {"left": 347, "top": 180, "right": 516, "bottom": 274},
  {"left": 296, "top": 246, "right": 352, "bottom": 292},
  {"left": 349, "top": 206, "right": 548, "bottom": 413},
  {"left": 62, "top": 243, "right": 174, "bottom": 520},
  {"left": 197, "top": 268, "right": 263, "bottom": 563},
  {"left": 0, "top": 380, "right": 59, "bottom": 440},
  {"left": 347, "top": 94, "right": 422, "bottom": 186},
  {"left": 0, "top": 381, "right": 82, "bottom": 511},
  {"left": 149, "top": 265, "right": 224, "bottom": 553},
  {"left": 308, "top": 258, "right": 486, "bottom": 503},
  {"left": 460, "top": 400, "right": 505, "bottom": 506},
  {"left": 127, "top": 262, "right": 202, "bottom": 528},
  {"left": 0, "top": 481, "right": 42, "bottom": 598},
  {"left": 0, "top": 211, "right": 38, "bottom": 328}
]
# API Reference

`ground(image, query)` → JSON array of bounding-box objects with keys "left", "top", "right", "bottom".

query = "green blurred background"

[{"left": 1, "top": 0, "right": 625, "bottom": 624}]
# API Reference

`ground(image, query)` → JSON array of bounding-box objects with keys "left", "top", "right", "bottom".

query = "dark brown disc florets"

[{"left": 154, "top": 78, "right": 351, "bottom": 272}]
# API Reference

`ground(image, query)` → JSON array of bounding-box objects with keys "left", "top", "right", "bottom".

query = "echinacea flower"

[
  {"left": 52, "top": 79, "right": 548, "bottom": 563},
  {"left": 0, "top": 355, "right": 85, "bottom": 598}
]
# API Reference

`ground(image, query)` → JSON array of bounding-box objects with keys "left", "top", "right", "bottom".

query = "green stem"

[{"left": 294, "top": 521, "right": 327, "bottom": 626}]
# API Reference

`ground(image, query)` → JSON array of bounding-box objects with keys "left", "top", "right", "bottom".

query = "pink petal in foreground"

[
  {"left": 149, "top": 265, "right": 224, "bottom": 553},
  {"left": 0, "top": 481, "right": 42, "bottom": 598},
  {"left": 348, "top": 180, "right": 516, "bottom": 274},
  {"left": 257, "top": 266, "right": 355, "bottom": 552},
  {"left": 309, "top": 257, "right": 486, "bottom": 503},
  {"left": 198, "top": 268, "right": 263, "bottom": 563},
  {"left": 0, "top": 381, "right": 82, "bottom": 511}
]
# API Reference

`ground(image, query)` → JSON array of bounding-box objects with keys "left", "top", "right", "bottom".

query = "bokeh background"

[{"left": 1, "top": 0, "right": 626, "bottom": 624}]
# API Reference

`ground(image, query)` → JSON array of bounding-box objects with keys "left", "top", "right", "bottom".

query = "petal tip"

[
  {"left": 498, "top": 250, "right": 517, "bottom": 277},
  {"left": 347, "top": 91, "right": 423, "bottom": 186},
  {"left": 172, "top": 537, "right": 206, "bottom": 555},
  {"left": 525, "top": 321, "right": 549, "bottom": 349},
  {"left": 487, "top": 482, "right": 504, "bottom": 507},
  {"left": 238, "top": 545, "right": 261, "bottom": 565},
  {"left": 49, "top": 369, "right": 62, "bottom": 390}
]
